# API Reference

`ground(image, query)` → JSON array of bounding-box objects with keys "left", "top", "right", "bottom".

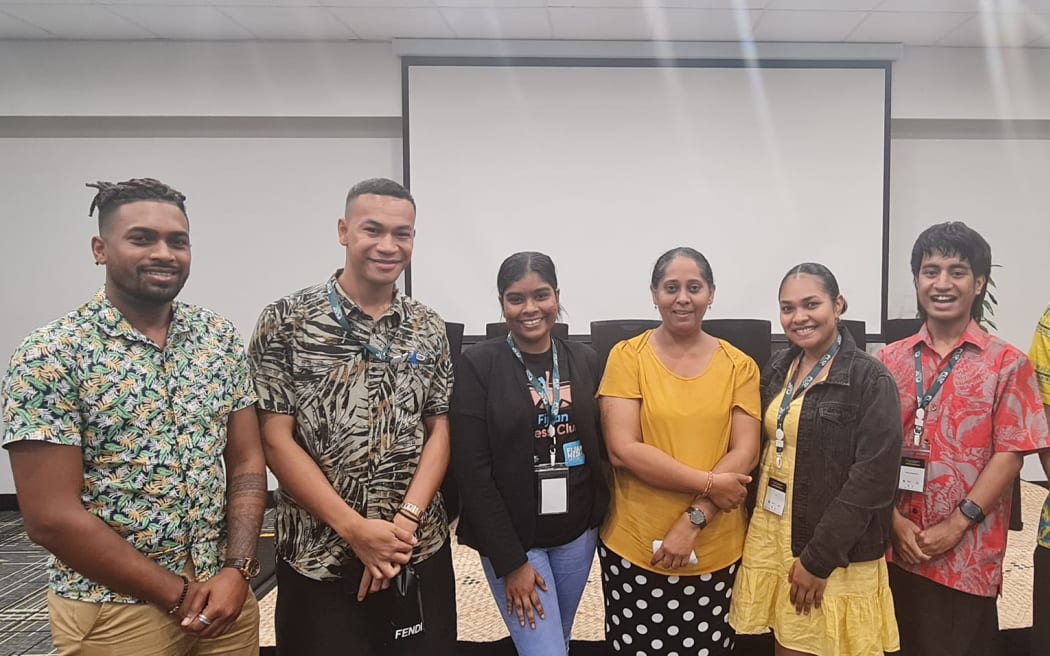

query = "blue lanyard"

[
  {"left": 506, "top": 334, "right": 561, "bottom": 447},
  {"left": 774, "top": 333, "right": 841, "bottom": 469},
  {"left": 326, "top": 278, "right": 423, "bottom": 365},
  {"left": 911, "top": 344, "right": 964, "bottom": 446}
]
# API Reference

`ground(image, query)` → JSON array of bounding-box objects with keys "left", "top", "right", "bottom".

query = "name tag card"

[
  {"left": 536, "top": 463, "right": 569, "bottom": 515},
  {"left": 763, "top": 478, "right": 788, "bottom": 516},
  {"left": 898, "top": 456, "right": 927, "bottom": 492}
]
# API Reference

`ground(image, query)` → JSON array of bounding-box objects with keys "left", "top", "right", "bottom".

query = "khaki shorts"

[{"left": 48, "top": 589, "right": 259, "bottom": 656}]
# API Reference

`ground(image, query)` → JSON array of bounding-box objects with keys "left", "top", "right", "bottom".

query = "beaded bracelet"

[{"left": 167, "top": 575, "right": 190, "bottom": 615}]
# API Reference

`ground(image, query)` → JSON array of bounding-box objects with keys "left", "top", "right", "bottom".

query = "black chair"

[
  {"left": 485, "top": 322, "right": 570, "bottom": 340},
  {"left": 444, "top": 321, "right": 464, "bottom": 369},
  {"left": 589, "top": 319, "right": 661, "bottom": 378},
  {"left": 703, "top": 319, "right": 773, "bottom": 371},
  {"left": 840, "top": 319, "right": 867, "bottom": 351},
  {"left": 883, "top": 318, "right": 923, "bottom": 344}
]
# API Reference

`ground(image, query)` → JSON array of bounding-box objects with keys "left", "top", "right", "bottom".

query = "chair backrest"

[
  {"left": 441, "top": 321, "right": 465, "bottom": 522},
  {"left": 485, "top": 322, "right": 570, "bottom": 340},
  {"left": 883, "top": 318, "right": 923, "bottom": 345},
  {"left": 703, "top": 319, "right": 773, "bottom": 371},
  {"left": 840, "top": 319, "right": 867, "bottom": 351},
  {"left": 590, "top": 319, "right": 661, "bottom": 378},
  {"left": 444, "top": 321, "right": 464, "bottom": 361}
]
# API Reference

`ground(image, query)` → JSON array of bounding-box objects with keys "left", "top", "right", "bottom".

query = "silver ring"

[{"left": 197, "top": 613, "right": 212, "bottom": 626}]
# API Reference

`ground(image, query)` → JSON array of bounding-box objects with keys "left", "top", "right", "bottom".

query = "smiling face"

[
  {"left": 338, "top": 192, "right": 416, "bottom": 292},
  {"left": 778, "top": 272, "right": 844, "bottom": 356},
  {"left": 914, "top": 250, "right": 985, "bottom": 329},
  {"left": 501, "top": 271, "right": 560, "bottom": 353},
  {"left": 91, "top": 200, "right": 191, "bottom": 312},
  {"left": 651, "top": 255, "right": 715, "bottom": 336}
]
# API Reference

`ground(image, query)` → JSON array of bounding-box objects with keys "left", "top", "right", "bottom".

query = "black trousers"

[
  {"left": 888, "top": 562, "right": 1001, "bottom": 656},
  {"left": 1032, "top": 545, "right": 1050, "bottom": 656},
  {"left": 275, "top": 540, "right": 457, "bottom": 656}
]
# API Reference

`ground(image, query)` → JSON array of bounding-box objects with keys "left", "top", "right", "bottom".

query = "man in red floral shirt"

[{"left": 878, "top": 221, "right": 1049, "bottom": 656}]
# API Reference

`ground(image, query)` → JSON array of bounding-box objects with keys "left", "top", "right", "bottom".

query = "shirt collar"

[
  {"left": 87, "top": 287, "right": 193, "bottom": 345},
  {"left": 329, "top": 270, "right": 406, "bottom": 322},
  {"left": 909, "top": 318, "right": 989, "bottom": 353}
]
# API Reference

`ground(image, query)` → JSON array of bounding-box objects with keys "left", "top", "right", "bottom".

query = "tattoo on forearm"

[{"left": 226, "top": 473, "right": 266, "bottom": 559}]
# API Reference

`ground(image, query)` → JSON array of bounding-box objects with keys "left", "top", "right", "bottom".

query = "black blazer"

[{"left": 450, "top": 337, "right": 610, "bottom": 578}]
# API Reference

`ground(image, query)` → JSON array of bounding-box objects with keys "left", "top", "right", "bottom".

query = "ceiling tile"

[
  {"left": 937, "top": 10, "right": 1050, "bottom": 45},
  {"left": 0, "top": 9, "right": 53, "bottom": 37},
  {"left": 656, "top": 0, "right": 766, "bottom": 7},
  {"left": 549, "top": 7, "right": 654, "bottom": 38},
  {"left": 873, "top": 0, "right": 983, "bottom": 10},
  {"left": 847, "top": 10, "right": 973, "bottom": 44},
  {"left": 545, "top": 0, "right": 657, "bottom": 8},
  {"left": 438, "top": 0, "right": 543, "bottom": 7},
  {"left": 320, "top": 0, "right": 436, "bottom": 7},
  {"left": 219, "top": 7, "right": 357, "bottom": 39},
  {"left": 651, "top": 7, "right": 758, "bottom": 39},
  {"left": 107, "top": 5, "right": 254, "bottom": 39},
  {"left": 1, "top": 4, "right": 154, "bottom": 38},
  {"left": 767, "top": 0, "right": 879, "bottom": 9},
  {"left": 754, "top": 9, "right": 867, "bottom": 40},
  {"left": 440, "top": 7, "right": 552, "bottom": 37},
  {"left": 327, "top": 7, "right": 453, "bottom": 39}
]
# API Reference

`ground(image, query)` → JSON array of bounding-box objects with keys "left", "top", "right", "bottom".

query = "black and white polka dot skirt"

[{"left": 599, "top": 541, "right": 738, "bottom": 656}]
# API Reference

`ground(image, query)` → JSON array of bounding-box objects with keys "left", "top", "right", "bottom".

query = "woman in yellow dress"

[{"left": 728, "top": 263, "right": 902, "bottom": 656}]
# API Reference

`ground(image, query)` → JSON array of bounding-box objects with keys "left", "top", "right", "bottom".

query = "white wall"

[{"left": 2, "top": 41, "right": 1049, "bottom": 490}]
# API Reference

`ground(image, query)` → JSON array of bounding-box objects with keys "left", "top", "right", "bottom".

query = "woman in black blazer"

[{"left": 451, "top": 251, "right": 608, "bottom": 656}]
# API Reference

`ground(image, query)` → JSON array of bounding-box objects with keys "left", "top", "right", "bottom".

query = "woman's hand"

[
  {"left": 503, "top": 562, "right": 547, "bottom": 629},
  {"left": 650, "top": 512, "right": 701, "bottom": 570},
  {"left": 787, "top": 559, "right": 827, "bottom": 616},
  {"left": 705, "top": 472, "right": 752, "bottom": 512}
]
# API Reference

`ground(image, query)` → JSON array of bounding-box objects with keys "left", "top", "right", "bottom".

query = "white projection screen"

[{"left": 405, "top": 60, "right": 890, "bottom": 335}]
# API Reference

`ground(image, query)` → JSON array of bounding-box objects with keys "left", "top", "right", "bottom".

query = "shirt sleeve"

[
  {"left": 732, "top": 353, "right": 762, "bottom": 420},
  {"left": 226, "top": 330, "right": 257, "bottom": 413},
  {"left": 248, "top": 300, "right": 296, "bottom": 415},
  {"left": 1029, "top": 306, "right": 1050, "bottom": 406},
  {"left": 423, "top": 318, "right": 453, "bottom": 417},
  {"left": 991, "top": 347, "right": 1050, "bottom": 453},
  {"left": 597, "top": 341, "right": 642, "bottom": 399},
  {"left": 2, "top": 329, "right": 83, "bottom": 448}
]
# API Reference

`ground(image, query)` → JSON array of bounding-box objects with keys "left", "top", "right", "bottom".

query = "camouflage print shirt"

[
  {"left": 249, "top": 272, "right": 452, "bottom": 581},
  {"left": 1, "top": 289, "right": 256, "bottom": 603}
]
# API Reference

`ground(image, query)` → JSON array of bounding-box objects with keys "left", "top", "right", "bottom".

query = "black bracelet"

[
  {"left": 397, "top": 509, "right": 421, "bottom": 524},
  {"left": 167, "top": 575, "right": 190, "bottom": 615}
]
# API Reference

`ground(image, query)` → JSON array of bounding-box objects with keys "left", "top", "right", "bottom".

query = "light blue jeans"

[{"left": 480, "top": 527, "right": 599, "bottom": 656}]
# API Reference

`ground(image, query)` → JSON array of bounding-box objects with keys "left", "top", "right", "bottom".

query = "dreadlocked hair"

[{"left": 87, "top": 178, "right": 188, "bottom": 230}]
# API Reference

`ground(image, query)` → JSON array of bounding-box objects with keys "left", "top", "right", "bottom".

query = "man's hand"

[
  {"left": 788, "top": 559, "right": 826, "bottom": 616},
  {"left": 503, "top": 562, "right": 547, "bottom": 630},
  {"left": 340, "top": 518, "right": 415, "bottom": 581},
  {"left": 706, "top": 472, "right": 752, "bottom": 512},
  {"left": 355, "top": 513, "right": 418, "bottom": 601},
  {"left": 179, "top": 569, "right": 249, "bottom": 638},
  {"left": 651, "top": 512, "right": 700, "bottom": 570},
  {"left": 917, "top": 511, "right": 969, "bottom": 558},
  {"left": 890, "top": 509, "right": 930, "bottom": 565}
]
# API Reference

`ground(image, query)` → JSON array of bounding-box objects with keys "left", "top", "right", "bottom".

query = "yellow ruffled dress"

[{"left": 728, "top": 368, "right": 900, "bottom": 656}]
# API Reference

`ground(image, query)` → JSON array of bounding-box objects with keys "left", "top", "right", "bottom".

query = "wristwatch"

[
  {"left": 686, "top": 506, "right": 708, "bottom": 529},
  {"left": 957, "top": 498, "right": 986, "bottom": 524},
  {"left": 223, "top": 557, "right": 261, "bottom": 581}
]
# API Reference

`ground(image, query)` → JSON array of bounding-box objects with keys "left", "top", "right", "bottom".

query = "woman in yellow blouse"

[
  {"left": 599, "top": 247, "right": 760, "bottom": 656},
  {"left": 728, "top": 263, "right": 901, "bottom": 656}
]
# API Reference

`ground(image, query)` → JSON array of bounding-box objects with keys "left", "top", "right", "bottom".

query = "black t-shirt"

[{"left": 520, "top": 347, "right": 595, "bottom": 547}]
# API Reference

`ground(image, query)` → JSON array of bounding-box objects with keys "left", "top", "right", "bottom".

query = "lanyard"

[
  {"left": 326, "top": 278, "right": 423, "bottom": 365},
  {"left": 911, "top": 344, "right": 964, "bottom": 446},
  {"left": 507, "top": 334, "right": 561, "bottom": 464},
  {"left": 774, "top": 333, "right": 841, "bottom": 469}
]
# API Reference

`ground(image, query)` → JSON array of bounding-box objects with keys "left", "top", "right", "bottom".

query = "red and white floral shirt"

[{"left": 878, "top": 319, "right": 1049, "bottom": 597}]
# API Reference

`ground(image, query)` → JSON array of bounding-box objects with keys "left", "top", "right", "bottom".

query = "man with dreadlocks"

[{"left": 1, "top": 178, "right": 267, "bottom": 655}]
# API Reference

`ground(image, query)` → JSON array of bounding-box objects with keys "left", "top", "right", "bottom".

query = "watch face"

[
  {"left": 245, "top": 559, "right": 261, "bottom": 578},
  {"left": 688, "top": 507, "right": 706, "bottom": 527}
]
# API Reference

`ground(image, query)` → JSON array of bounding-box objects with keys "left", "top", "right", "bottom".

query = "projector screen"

[{"left": 405, "top": 60, "right": 889, "bottom": 335}]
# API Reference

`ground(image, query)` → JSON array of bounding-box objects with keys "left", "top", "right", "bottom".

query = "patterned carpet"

[{"left": 1, "top": 483, "right": 1046, "bottom": 656}]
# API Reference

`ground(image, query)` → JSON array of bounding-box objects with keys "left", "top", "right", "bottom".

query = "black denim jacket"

[{"left": 757, "top": 326, "right": 903, "bottom": 579}]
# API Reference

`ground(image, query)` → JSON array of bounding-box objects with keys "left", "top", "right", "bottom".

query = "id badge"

[
  {"left": 535, "top": 463, "right": 569, "bottom": 515},
  {"left": 763, "top": 478, "right": 787, "bottom": 516},
  {"left": 898, "top": 456, "right": 927, "bottom": 492}
]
